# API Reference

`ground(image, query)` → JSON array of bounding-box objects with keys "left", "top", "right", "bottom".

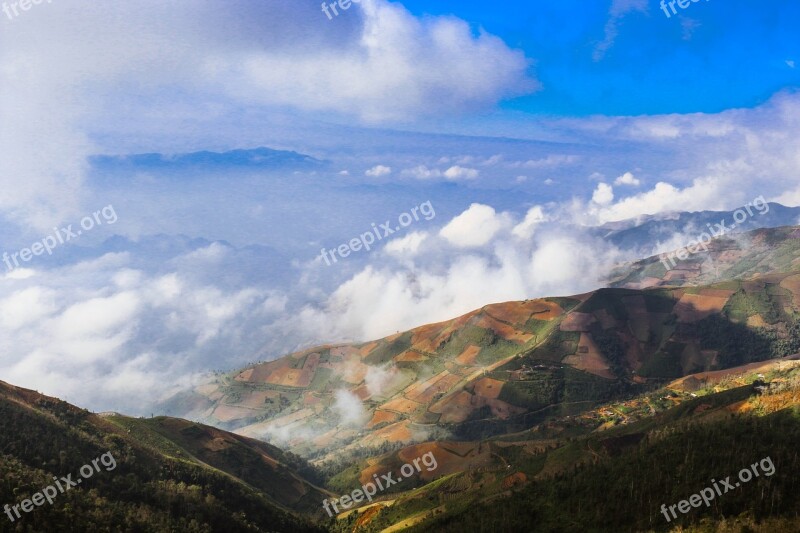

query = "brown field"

[
  {"left": 409, "top": 323, "right": 448, "bottom": 353},
  {"left": 212, "top": 403, "right": 258, "bottom": 423},
  {"left": 559, "top": 312, "right": 596, "bottom": 332},
  {"left": 698, "top": 288, "right": 736, "bottom": 299},
  {"left": 563, "top": 333, "right": 614, "bottom": 379},
  {"left": 234, "top": 368, "right": 254, "bottom": 382},
  {"left": 361, "top": 421, "right": 414, "bottom": 447},
  {"left": 367, "top": 410, "right": 400, "bottom": 429},
  {"left": 664, "top": 269, "right": 694, "bottom": 282},
  {"left": 474, "top": 314, "right": 531, "bottom": 343},
  {"left": 395, "top": 350, "right": 429, "bottom": 363},
  {"left": 473, "top": 377, "right": 504, "bottom": 399},
  {"left": 312, "top": 427, "right": 341, "bottom": 449},
  {"left": 332, "top": 345, "right": 359, "bottom": 358},
  {"left": 407, "top": 372, "right": 461, "bottom": 404},
  {"left": 674, "top": 293, "right": 731, "bottom": 323},
  {"left": 392, "top": 441, "right": 491, "bottom": 481},
  {"left": 780, "top": 274, "right": 800, "bottom": 303},
  {"left": 237, "top": 390, "right": 281, "bottom": 409},
  {"left": 246, "top": 358, "right": 291, "bottom": 383},
  {"left": 265, "top": 407, "right": 315, "bottom": 428},
  {"left": 352, "top": 384, "right": 372, "bottom": 401},
  {"left": 455, "top": 345, "right": 482, "bottom": 366},
  {"left": 503, "top": 472, "right": 527, "bottom": 489},
  {"left": 196, "top": 383, "right": 224, "bottom": 401},
  {"left": 484, "top": 299, "right": 562, "bottom": 325},
  {"left": 382, "top": 396, "right": 423, "bottom": 414},
  {"left": 359, "top": 342, "right": 378, "bottom": 357},
  {"left": 264, "top": 367, "right": 306, "bottom": 387},
  {"left": 339, "top": 358, "right": 369, "bottom": 384},
  {"left": 429, "top": 391, "right": 474, "bottom": 423},
  {"left": 410, "top": 310, "right": 481, "bottom": 353}
]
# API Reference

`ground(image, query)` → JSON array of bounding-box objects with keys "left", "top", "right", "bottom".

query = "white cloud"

[
  {"left": 614, "top": 171, "right": 641, "bottom": 187},
  {"left": 223, "top": 0, "right": 535, "bottom": 122},
  {"left": 401, "top": 164, "right": 479, "bottom": 181},
  {"left": 333, "top": 389, "right": 367, "bottom": 426},
  {"left": 594, "top": 0, "right": 648, "bottom": 61},
  {"left": 365, "top": 165, "right": 392, "bottom": 177},
  {"left": 592, "top": 183, "right": 615, "bottom": 205},
  {"left": 402, "top": 165, "right": 442, "bottom": 180},
  {"left": 515, "top": 155, "right": 580, "bottom": 169},
  {"left": 0, "top": 0, "right": 534, "bottom": 228},
  {"left": 443, "top": 165, "right": 479, "bottom": 181},
  {"left": 512, "top": 206, "right": 547, "bottom": 239},
  {"left": 440, "top": 204, "right": 507, "bottom": 247},
  {"left": 592, "top": 177, "right": 728, "bottom": 223},
  {"left": 384, "top": 231, "right": 428, "bottom": 256}
]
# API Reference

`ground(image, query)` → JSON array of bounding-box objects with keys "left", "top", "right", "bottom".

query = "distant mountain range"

[
  {"left": 594, "top": 202, "right": 800, "bottom": 253},
  {"left": 91, "top": 147, "right": 327, "bottom": 171}
]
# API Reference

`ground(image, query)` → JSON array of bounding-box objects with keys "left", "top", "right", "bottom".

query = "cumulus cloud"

[
  {"left": 592, "top": 183, "right": 615, "bottom": 205},
  {"left": 591, "top": 177, "right": 728, "bottom": 223},
  {"left": 614, "top": 172, "right": 641, "bottom": 187},
  {"left": 0, "top": 243, "right": 291, "bottom": 414},
  {"left": 384, "top": 231, "right": 428, "bottom": 256},
  {"left": 0, "top": 0, "right": 534, "bottom": 228},
  {"left": 512, "top": 206, "right": 547, "bottom": 239},
  {"left": 366, "top": 165, "right": 392, "bottom": 177},
  {"left": 401, "top": 164, "right": 479, "bottom": 181},
  {"left": 443, "top": 166, "right": 480, "bottom": 181},
  {"left": 440, "top": 204, "right": 508, "bottom": 247},
  {"left": 402, "top": 165, "right": 442, "bottom": 179},
  {"left": 272, "top": 202, "right": 630, "bottom": 346},
  {"left": 223, "top": 0, "right": 535, "bottom": 122}
]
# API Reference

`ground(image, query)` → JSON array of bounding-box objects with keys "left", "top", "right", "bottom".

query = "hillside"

[
  {"left": 609, "top": 225, "right": 800, "bottom": 289},
  {"left": 0, "top": 380, "right": 326, "bottom": 532},
  {"left": 164, "top": 239, "right": 800, "bottom": 467},
  {"left": 330, "top": 356, "right": 800, "bottom": 532}
]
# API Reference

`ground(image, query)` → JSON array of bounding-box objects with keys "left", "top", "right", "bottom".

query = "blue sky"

[{"left": 403, "top": 0, "right": 800, "bottom": 116}]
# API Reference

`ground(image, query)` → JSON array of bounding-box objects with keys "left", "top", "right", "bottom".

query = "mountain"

[
  {"left": 373, "top": 356, "right": 800, "bottom": 532},
  {"left": 163, "top": 227, "right": 800, "bottom": 476},
  {"left": 609, "top": 224, "right": 800, "bottom": 289},
  {"left": 594, "top": 202, "right": 800, "bottom": 254},
  {"left": 90, "top": 146, "right": 327, "bottom": 171},
  {"left": 0, "top": 379, "right": 327, "bottom": 532}
]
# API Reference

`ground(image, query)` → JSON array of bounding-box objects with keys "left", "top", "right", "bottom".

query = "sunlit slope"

[{"left": 171, "top": 266, "right": 800, "bottom": 464}]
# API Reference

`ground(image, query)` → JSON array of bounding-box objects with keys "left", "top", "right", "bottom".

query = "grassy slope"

[
  {"left": 0, "top": 380, "right": 325, "bottom": 532},
  {"left": 341, "top": 361, "right": 800, "bottom": 532}
]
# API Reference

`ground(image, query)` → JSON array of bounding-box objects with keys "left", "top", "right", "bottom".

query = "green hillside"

[{"left": 0, "top": 380, "right": 326, "bottom": 532}]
